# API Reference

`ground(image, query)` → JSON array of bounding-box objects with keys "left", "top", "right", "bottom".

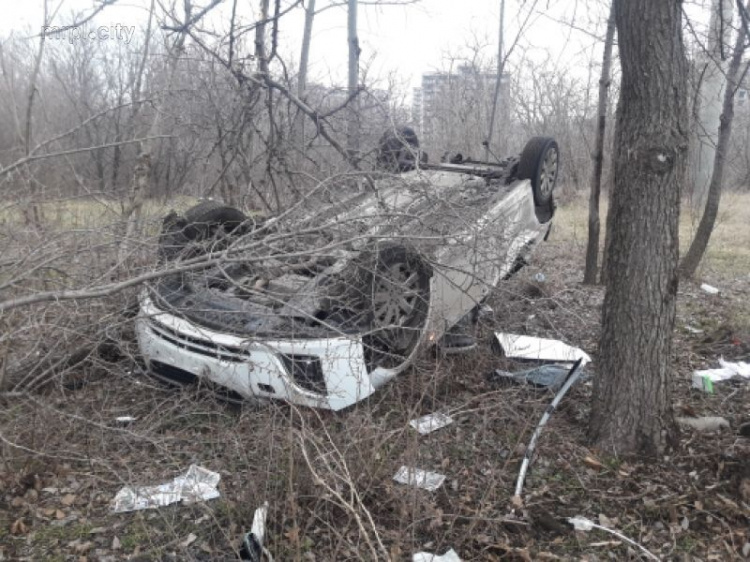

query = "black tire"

[
  {"left": 376, "top": 126, "right": 425, "bottom": 173},
  {"left": 183, "top": 200, "right": 247, "bottom": 239},
  {"left": 158, "top": 201, "right": 247, "bottom": 262},
  {"left": 518, "top": 137, "right": 559, "bottom": 207},
  {"left": 360, "top": 245, "right": 432, "bottom": 369}
]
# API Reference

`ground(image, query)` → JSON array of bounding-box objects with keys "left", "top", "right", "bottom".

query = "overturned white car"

[{"left": 136, "top": 132, "right": 559, "bottom": 410}]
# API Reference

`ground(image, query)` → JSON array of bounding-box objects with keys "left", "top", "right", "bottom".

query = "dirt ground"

[{"left": 1, "top": 196, "right": 749, "bottom": 561}]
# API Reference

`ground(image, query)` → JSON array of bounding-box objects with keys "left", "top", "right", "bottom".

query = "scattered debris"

[
  {"left": 700, "top": 283, "right": 720, "bottom": 295},
  {"left": 568, "top": 516, "right": 659, "bottom": 561},
  {"left": 180, "top": 533, "right": 197, "bottom": 548},
  {"left": 691, "top": 372, "right": 716, "bottom": 393},
  {"left": 533, "top": 272, "right": 546, "bottom": 283},
  {"left": 412, "top": 548, "right": 462, "bottom": 562},
  {"left": 239, "top": 502, "right": 269, "bottom": 562},
  {"left": 677, "top": 416, "right": 730, "bottom": 432},
  {"left": 685, "top": 325, "right": 704, "bottom": 334},
  {"left": 487, "top": 363, "right": 584, "bottom": 391},
  {"left": 111, "top": 464, "right": 220, "bottom": 513},
  {"left": 115, "top": 416, "right": 136, "bottom": 424},
  {"left": 512, "top": 360, "right": 585, "bottom": 507},
  {"left": 721, "top": 357, "right": 750, "bottom": 376},
  {"left": 393, "top": 466, "right": 446, "bottom": 491},
  {"left": 582, "top": 455, "right": 605, "bottom": 471},
  {"left": 409, "top": 413, "right": 454, "bottom": 435},
  {"left": 691, "top": 357, "right": 750, "bottom": 392},
  {"left": 494, "top": 333, "right": 591, "bottom": 365}
]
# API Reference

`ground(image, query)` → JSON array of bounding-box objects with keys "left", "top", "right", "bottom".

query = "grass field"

[{"left": 553, "top": 190, "right": 750, "bottom": 278}]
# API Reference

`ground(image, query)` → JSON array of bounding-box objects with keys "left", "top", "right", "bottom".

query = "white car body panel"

[{"left": 137, "top": 296, "right": 408, "bottom": 410}]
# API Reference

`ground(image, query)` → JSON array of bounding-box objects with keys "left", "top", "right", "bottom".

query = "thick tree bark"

[
  {"left": 583, "top": 3, "right": 616, "bottom": 285},
  {"left": 590, "top": 0, "right": 689, "bottom": 457},
  {"left": 681, "top": 2, "right": 749, "bottom": 278}
]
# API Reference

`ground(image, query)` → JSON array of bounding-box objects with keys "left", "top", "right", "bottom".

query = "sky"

[{"left": 0, "top": 0, "right": 711, "bottom": 96}]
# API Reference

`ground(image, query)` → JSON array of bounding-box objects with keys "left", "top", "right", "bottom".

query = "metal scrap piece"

[
  {"left": 393, "top": 466, "right": 446, "bottom": 491},
  {"left": 409, "top": 413, "right": 454, "bottom": 435}
]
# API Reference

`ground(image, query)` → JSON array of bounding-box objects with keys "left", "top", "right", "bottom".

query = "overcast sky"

[{"left": 1, "top": 0, "right": 712, "bottom": 95}]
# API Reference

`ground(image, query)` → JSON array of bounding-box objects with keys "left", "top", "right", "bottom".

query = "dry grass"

[
  {"left": 553, "top": 190, "right": 750, "bottom": 278},
  {"left": 1, "top": 193, "right": 749, "bottom": 561}
]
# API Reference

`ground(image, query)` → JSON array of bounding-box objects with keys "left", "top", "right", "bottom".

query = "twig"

[{"left": 0, "top": 136, "right": 173, "bottom": 179}]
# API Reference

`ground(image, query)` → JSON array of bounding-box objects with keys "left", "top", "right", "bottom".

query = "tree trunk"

[
  {"left": 484, "top": 0, "right": 505, "bottom": 162},
  {"left": 346, "top": 0, "right": 360, "bottom": 160},
  {"left": 119, "top": 0, "right": 188, "bottom": 265},
  {"left": 255, "top": 0, "right": 270, "bottom": 75},
  {"left": 680, "top": 2, "right": 749, "bottom": 278},
  {"left": 117, "top": 0, "right": 156, "bottom": 265},
  {"left": 22, "top": 0, "right": 49, "bottom": 228},
  {"left": 590, "top": 0, "right": 689, "bottom": 457},
  {"left": 583, "top": 3, "right": 616, "bottom": 285},
  {"left": 691, "top": 0, "right": 733, "bottom": 210},
  {"left": 293, "top": 0, "right": 316, "bottom": 155}
]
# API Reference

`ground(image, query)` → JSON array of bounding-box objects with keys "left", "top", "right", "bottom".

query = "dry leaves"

[{"left": 10, "top": 518, "right": 28, "bottom": 535}]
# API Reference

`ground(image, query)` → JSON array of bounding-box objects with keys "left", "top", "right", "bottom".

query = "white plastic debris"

[
  {"left": 240, "top": 502, "right": 269, "bottom": 561},
  {"left": 677, "top": 416, "right": 730, "bottom": 432},
  {"left": 568, "top": 516, "right": 659, "bottom": 561},
  {"left": 692, "top": 357, "right": 750, "bottom": 392},
  {"left": 569, "top": 516, "right": 595, "bottom": 531},
  {"left": 533, "top": 272, "right": 546, "bottom": 283},
  {"left": 393, "top": 466, "right": 446, "bottom": 491},
  {"left": 115, "top": 416, "right": 137, "bottom": 424},
  {"left": 111, "top": 465, "right": 220, "bottom": 513},
  {"left": 684, "top": 325, "right": 704, "bottom": 334},
  {"left": 700, "top": 283, "right": 719, "bottom": 295},
  {"left": 409, "top": 413, "right": 454, "bottom": 435},
  {"left": 412, "top": 548, "right": 462, "bottom": 562},
  {"left": 494, "top": 333, "right": 591, "bottom": 365},
  {"left": 720, "top": 357, "right": 750, "bottom": 377}
]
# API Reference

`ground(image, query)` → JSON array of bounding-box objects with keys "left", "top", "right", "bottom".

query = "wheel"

[
  {"left": 183, "top": 200, "right": 248, "bottom": 240},
  {"left": 518, "top": 137, "right": 559, "bottom": 207},
  {"left": 361, "top": 245, "right": 431, "bottom": 369},
  {"left": 158, "top": 201, "right": 248, "bottom": 262},
  {"left": 376, "top": 126, "right": 425, "bottom": 173}
]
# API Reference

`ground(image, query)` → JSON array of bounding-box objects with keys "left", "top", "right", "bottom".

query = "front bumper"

[{"left": 136, "top": 296, "right": 392, "bottom": 410}]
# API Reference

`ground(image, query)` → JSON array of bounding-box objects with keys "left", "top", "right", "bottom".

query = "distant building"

[
  {"left": 738, "top": 82, "right": 749, "bottom": 108},
  {"left": 412, "top": 64, "right": 511, "bottom": 146},
  {"left": 411, "top": 87, "right": 423, "bottom": 131},
  {"left": 725, "top": 58, "right": 749, "bottom": 110}
]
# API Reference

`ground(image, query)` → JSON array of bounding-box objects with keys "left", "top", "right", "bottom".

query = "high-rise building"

[{"left": 412, "top": 64, "right": 511, "bottom": 150}]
